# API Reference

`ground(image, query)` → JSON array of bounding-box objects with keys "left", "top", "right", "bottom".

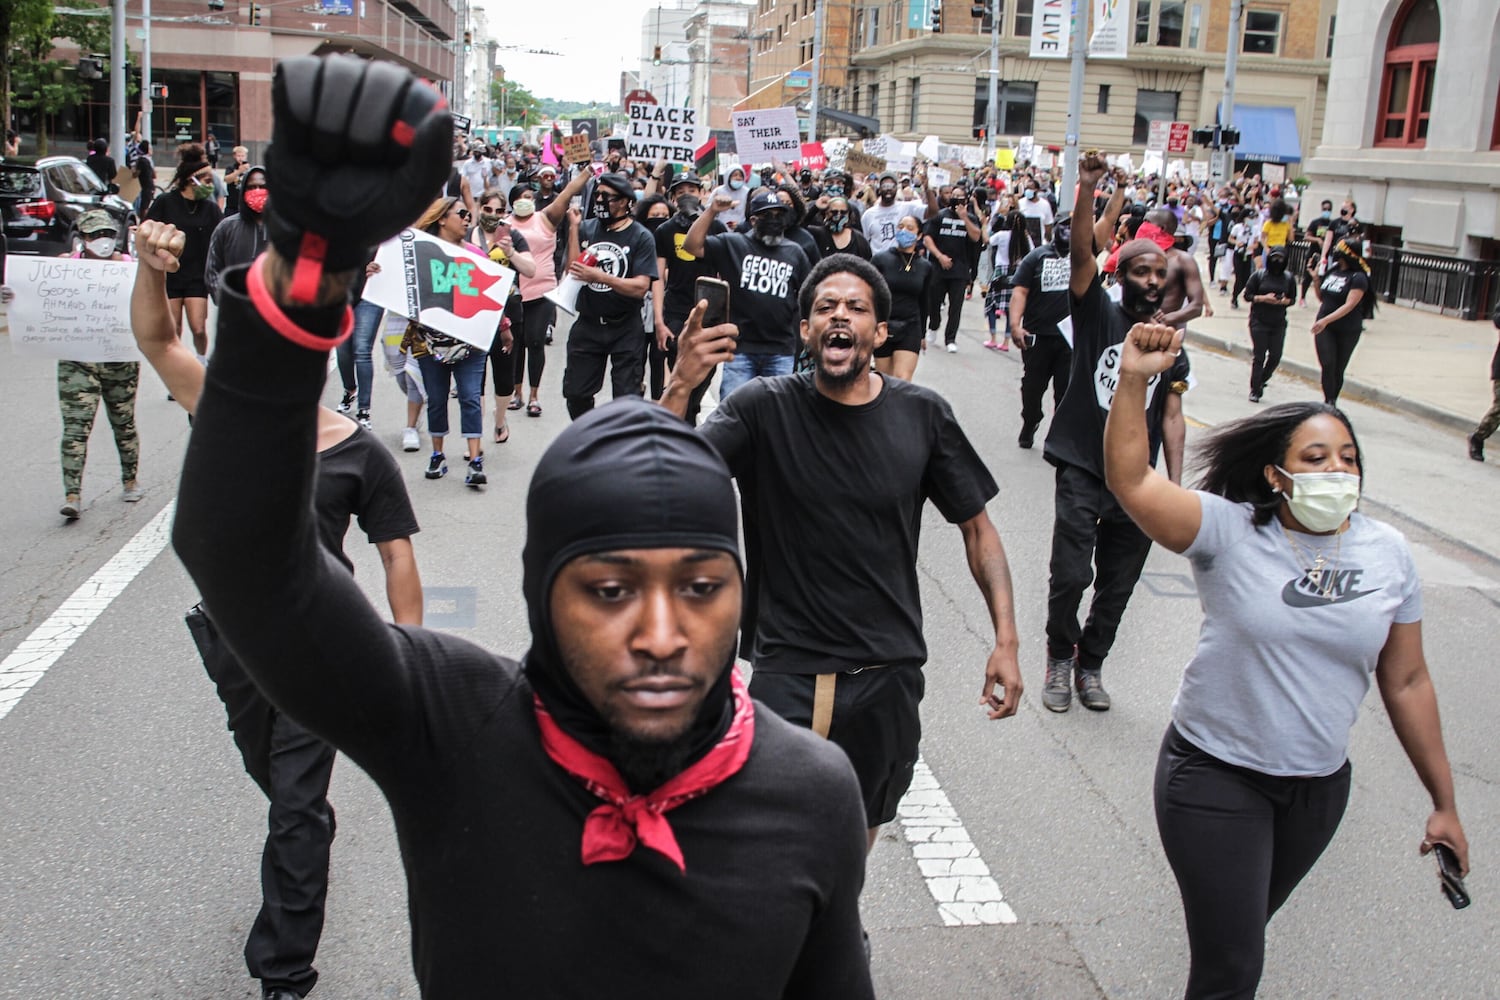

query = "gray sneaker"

[
  {"left": 1043, "top": 653, "right": 1074, "bottom": 712},
  {"left": 1075, "top": 668, "right": 1111, "bottom": 711}
]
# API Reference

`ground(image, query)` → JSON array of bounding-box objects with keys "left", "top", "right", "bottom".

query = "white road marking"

[
  {"left": 0, "top": 500, "right": 176, "bottom": 723},
  {"left": 897, "top": 756, "right": 1018, "bottom": 925}
]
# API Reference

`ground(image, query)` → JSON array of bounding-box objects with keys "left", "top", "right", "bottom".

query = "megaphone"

[{"left": 545, "top": 250, "right": 597, "bottom": 315}]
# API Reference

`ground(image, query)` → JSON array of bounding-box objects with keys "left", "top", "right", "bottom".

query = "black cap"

[{"left": 668, "top": 171, "right": 704, "bottom": 191}]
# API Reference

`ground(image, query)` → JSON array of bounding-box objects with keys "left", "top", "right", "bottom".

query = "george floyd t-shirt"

[
  {"left": 655, "top": 213, "right": 726, "bottom": 323},
  {"left": 577, "top": 217, "right": 658, "bottom": 327},
  {"left": 703, "top": 232, "right": 810, "bottom": 356},
  {"left": 1043, "top": 276, "right": 1190, "bottom": 480},
  {"left": 1011, "top": 244, "right": 1072, "bottom": 338},
  {"left": 923, "top": 208, "right": 979, "bottom": 282}
]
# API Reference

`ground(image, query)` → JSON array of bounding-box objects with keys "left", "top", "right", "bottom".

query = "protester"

[
  {"left": 1141, "top": 209, "right": 1205, "bottom": 331},
  {"left": 635, "top": 194, "right": 674, "bottom": 398},
  {"left": 1008, "top": 212, "right": 1072, "bottom": 449},
  {"left": 1468, "top": 305, "right": 1500, "bottom": 461},
  {"left": 224, "top": 146, "right": 253, "bottom": 216},
  {"left": 1308, "top": 239, "right": 1373, "bottom": 406},
  {"left": 55, "top": 210, "right": 141, "bottom": 520},
  {"left": 870, "top": 217, "right": 934, "bottom": 382},
  {"left": 686, "top": 189, "right": 811, "bottom": 399},
  {"left": 665, "top": 252, "right": 1022, "bottom": 858},
  {"left": 1102, "top": 329, "right": 1469, "bottom": 1000},
  {"left": 85, "top": 138, "right": 117, "bottom": 190},
  {"left": 145, "top": 143, "right": 224, "bottom": 361},
  {"left": 774, "top": 184, "right": 822, "bottom": 266},
  {"left": 652, "top": 172, "right": 723, "bottom": 422},
  {"left": 472, "top": 188, "right": 535, "bottom": 443},
  {"left": 1018, "top": 178, "right": 1054, "bottom": 245},
  {"left": 809, "top": 196, "right": 871, "bottom": 260},
  {"left": 923, "top": 182, "right": 982, "bottom": 354},
  {"left": 133, "top": 139, "right": 157, "bottom": 223},
  {"left": 710, "top": 166, "right": 750, "bottom": 230},
  {"left": 1041, "top": 152, "right": 1189, "bottom": 713},
  {"left": 983, "top": 208, "right": 1028, "bottom": 351},
  {"left": 861, "top": 173, "right": 928, "bottom": 254},
  {"left": 172, "top": 55, "right": 873, "bottom": 999},
  {"left": 508, "top": 167, "right": 589, "bottom": 414},
  {"left": 205, "top": 165, "right": 269, "bottom": 302},
  {"left": 1242, "top": 246, "right": 1297, "bottom": 402}
]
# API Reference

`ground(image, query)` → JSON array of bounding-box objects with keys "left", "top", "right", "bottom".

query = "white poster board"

[
  {"left": 928, "top": 166, "right": 952, "bottom": 189},
  {"left": 362, "top": 228, "right": 513, "bottom": 351},
  {"left": 886, "top": 141, "right": 916, "bottom": 173},
  {"left": 1016, "top": 135, "right": 1036, "bottom": 164},
  {"left": 918, "top": 135, "right": 942, "bottom": 161},
  {"left": 627, "top": 103, "right": 703, "bottom": 166},
  {"left": 732, "top": 107, "right": 801, "bottom": 163},
  {"left": 7, "top": 258, "right": 143, "bottom": 362}
]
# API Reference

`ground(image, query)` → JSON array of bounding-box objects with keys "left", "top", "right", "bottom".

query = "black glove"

[{"left": 264, "top": 54, "right": 451, "bottom": 302}]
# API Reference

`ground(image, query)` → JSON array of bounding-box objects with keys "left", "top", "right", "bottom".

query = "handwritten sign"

[
  {"left": 8, "top": 258, "right": 143, "bottom": 362},
  {"left": 799, "top": 142, "right": 827, "bottom": 171},
  {"left": 627, "top": 103, "right": 702, "bottom": 166},
  {"left": 732, "top": 107, "right": 801, "bottom": 163},
  {"left": 362, "top": 228, "right": 513, "bottom": 352},
  {"left": 560, "top": 133, "right": 593, "bottom": 165}
]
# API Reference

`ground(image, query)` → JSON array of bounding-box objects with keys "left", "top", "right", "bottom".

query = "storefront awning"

[
  {"left": 1218, "top": 103, "right": 1302, "bottom": 164},
  {"left": 818, "top": 106, "right": 880, "bottom": 137}
]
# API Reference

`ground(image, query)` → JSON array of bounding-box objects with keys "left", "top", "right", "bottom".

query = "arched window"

[{"left": 1375, "top": 0, "right": 1440, "bottom": 147}]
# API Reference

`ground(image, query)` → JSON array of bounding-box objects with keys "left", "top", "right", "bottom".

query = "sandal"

[
  {"left": 495, "top": 424, "right": 510, "bottom": 444},
  {"left": 526, "top": 402, "right": 542, "bottom": 418},
  {"left": 506, "top": 396, "right": 523, "bottom": 411}
]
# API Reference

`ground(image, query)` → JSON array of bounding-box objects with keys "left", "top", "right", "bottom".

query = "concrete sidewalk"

[{"left": 1185, "top": 279, "right": 1497, "bottom": 433}]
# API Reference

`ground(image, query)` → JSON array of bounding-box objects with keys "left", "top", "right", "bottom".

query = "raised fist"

[
  {"left": 136, "top": 219, "right": 186, "bottom": 273},
  {"left": 263, "top": 55, "right": 452, "bottom": 294},
  {"left": 712, "top": 192, "right": 735, "bottom": 213}
]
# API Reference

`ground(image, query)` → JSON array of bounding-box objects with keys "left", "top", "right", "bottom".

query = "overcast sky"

[{"left": 478, "top": 0, "right": 683, "bottom": 104}]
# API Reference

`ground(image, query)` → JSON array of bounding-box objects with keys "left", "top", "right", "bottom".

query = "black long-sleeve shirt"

[{"left": 172, "top": 264, "right": 873, "bottom": 1000}]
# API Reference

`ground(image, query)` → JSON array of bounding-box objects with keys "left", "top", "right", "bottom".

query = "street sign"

[
  {"left": 622, "top": 89, "right": 657, "bottom": 107},
  {"left": 1147, "top": 119, "right": 1170, "bottom": 152},
  {"left": 572, "top": 118, "right": 597, "bottom": 141},
  {"left": 1167, "top": 121, "right": 1191, "bottom": 154},
  {"left": 1209, "top": 149, "right": 1230, "bottom": 184},
  {"left": 786, "top": 70, "right": 811, "bottom": 89}
]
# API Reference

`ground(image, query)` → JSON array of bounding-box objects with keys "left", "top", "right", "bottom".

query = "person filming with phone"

[{"left": 1102, "top": 322, "right": 1470, "bottom": 1000}]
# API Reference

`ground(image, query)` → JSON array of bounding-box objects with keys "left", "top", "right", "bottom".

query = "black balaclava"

[{"left": 522, "top": 398, "right": 744, "bottom": 782}]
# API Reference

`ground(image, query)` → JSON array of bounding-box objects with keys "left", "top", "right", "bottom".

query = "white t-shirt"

[
  {"left": 862, "top": 200, "right": 928, "bottom": 254},
  {"left": 1172, "top": 493, "right": 1422, "bottom": 777},
  {"left": 1019, "top": 196, "right": 1054, "bottom": 227},
  {"left": 459, "top": 157, "right": 490, "bottom": 199}
]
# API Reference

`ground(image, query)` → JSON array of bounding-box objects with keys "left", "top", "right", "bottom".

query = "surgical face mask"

[
  {"left": 1276, "top": 466, "right": 1360, "bottom": 533},
  {"left": 85, "top": 236, "right": 116, "bottom": 258},
  {"left": 827, "top": 213, "right": 848, "bottom": 233},
  {"left": 512, "top": 199, "right": 536, "bottom": 218},
  {"left": 242, "top": 187, "right": 269, "bottom": 214},
  {"left": 1025, "top": 190, "right": 1037, "bottom": 201},
  {"left": 1322, "top": 209, "right": 1332, "bottom": 220},
  {"left": 729, "top": 178, "right": 744, "bottom": 191},
  {"left": 894, "top": 228, "right": 919, "bottom": 249}
]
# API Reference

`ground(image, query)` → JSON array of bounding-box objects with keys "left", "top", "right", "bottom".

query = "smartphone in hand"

[
  {"left": 1434, "top": 843, "right": 1471, "bottom": 910},
  {"left": 695, "top": 276, "right": 731, "bottom": 329}
]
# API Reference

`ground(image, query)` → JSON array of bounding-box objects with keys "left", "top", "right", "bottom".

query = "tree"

[
  {"left": 5, "top": 0, "right": 112, "bottom": 155},
  {"left": 0, "top": 0, "right": 54, "bottom": 141},
  {"left": 492, "top": 79, "right": 541, "bottom": 129}
]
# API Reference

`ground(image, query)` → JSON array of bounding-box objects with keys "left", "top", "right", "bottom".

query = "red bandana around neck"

[{"left": 533, "top": 669, "right": 755, "bottom": 874}]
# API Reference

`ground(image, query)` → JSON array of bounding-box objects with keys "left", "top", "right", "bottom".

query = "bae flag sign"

[
  {"left": 363, "top": 228, "right": 514, "bottom": 352},
  {"left": 1029, "top": 0, "right": 1071, "bottom": 58},
  {"left": 733, "top": 107, "right": 801, "bottom": 163},
  {"left": 627, "top": 104, "right": 703, "bottom": 166}
]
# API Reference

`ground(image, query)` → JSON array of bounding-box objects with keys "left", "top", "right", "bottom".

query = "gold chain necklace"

[{"left": 1280, "top": 522, "right": 1344, "bottom": 600}]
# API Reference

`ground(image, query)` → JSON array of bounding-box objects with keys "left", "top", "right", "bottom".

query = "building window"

[
  {"left": 1492, "top": 84, "right": 1500, "bottom": 149},
  {"left": 909, "top": 78, "right": 921, "bottom": 130},
  {"left": 1156, "top": 0, "right": 1183, "bottom": 46},
  {"left": 868, "top": 5, "right": 880, "bottom": 46},
  {"left": 1134, "top": 0, "right": 1151, "bottom": 44},
  {"left": 1243, "top": 10, "right": 1281, "bottom": 54},
  {"left": 1097, "top": 83, "right": 1111, "bottom": 114},
  {"left": 1133, "top": 88, "right": 1179, "bottom": 145},
  {"left": 1375, "top": 0, "right": 1439, "bottom": 148},
  {"left": 973, "top": 79, "right": 1036, "bottom": 136},
  {"left": 1014, "top": 0, "right": 1032, "bottom": 38},
  {"left": 868, "top": 82, "right": 880, "bottom": 121},
  {"left": 1187, "top": 4, "right": 1201, "bottom": 48},
  {"left": 1327, "top": 14, "right": 1336, "bottom": 57}
]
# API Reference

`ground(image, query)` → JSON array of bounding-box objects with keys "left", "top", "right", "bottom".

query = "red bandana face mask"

[
  {"left": 533, "top": 669, "right": 756, "bottom": 873},
  {"left": 1136, "top": 221, "right": 1175, "bottom": 252},
  {"left": 242, "top": 187, "right": 269, "bottom": 214}
]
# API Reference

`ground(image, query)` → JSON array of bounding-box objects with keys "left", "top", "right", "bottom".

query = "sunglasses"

[
  {"left": 1339, "top": 209, "right": 1350, "bottom": 216},
  {"left": 455, "top": 209, "right": 471, "bottom": 220}
]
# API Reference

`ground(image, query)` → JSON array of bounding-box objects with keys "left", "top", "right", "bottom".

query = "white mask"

[
  {"left": 85, "top": 237, "right": 116, "bottom": 258},
  {"left": 1277, "top": 466, "right": 1360, "bottom": 533}
]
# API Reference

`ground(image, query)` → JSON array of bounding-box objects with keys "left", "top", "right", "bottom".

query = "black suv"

[{"left": 1, "top": 155, "right": 137, "bottom": 257}]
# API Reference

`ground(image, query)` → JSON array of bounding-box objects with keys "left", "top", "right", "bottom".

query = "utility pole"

[
  {"left": 454, "top": 0, "right": 467, "bottom": 116},
  {"left": 807, "top": 0, "right": 826, "bottom": 144},
  {"left": 141, "top": 0, "right": 153, "bottom": 144},
  {"left": 1219, "top": 0, "right": 1242, "bottom": 180},
  {"left": 1059, "top": 0, "right": 1086, "bottom": 202},
  {"left": 984, "top": 0, "right": 999, "bottom": 162},
  {"left": 110, "top": 0, "right": 126, "bottom": 161}
]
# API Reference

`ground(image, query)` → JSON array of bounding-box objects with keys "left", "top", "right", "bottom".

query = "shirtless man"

[{"left": 1143, "top": 208, "right": 1205, "bottom": 330}]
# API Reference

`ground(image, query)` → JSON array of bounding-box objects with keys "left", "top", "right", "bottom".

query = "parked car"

[{"left": 0, "top": 156, "right": 138, "bottom": 257}]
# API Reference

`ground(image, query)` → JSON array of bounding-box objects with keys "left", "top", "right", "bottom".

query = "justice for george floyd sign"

[{"left": 627, "top": 103, "right": 703, "bottom": 166}]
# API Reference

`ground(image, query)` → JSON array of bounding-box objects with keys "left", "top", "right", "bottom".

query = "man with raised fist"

[{"left": 171, "top": 55, "right": 871, "bottom": 999}]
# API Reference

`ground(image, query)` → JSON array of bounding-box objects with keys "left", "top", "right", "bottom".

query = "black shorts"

[
  {"left": 165, "top": 276, "right": 209, "bottom": 300},
  {"left": 875, "top": 318, "right": 923, "bottom": 357},
  {"left": 751, "top": 665, "right": 925, "bottom": 828}
]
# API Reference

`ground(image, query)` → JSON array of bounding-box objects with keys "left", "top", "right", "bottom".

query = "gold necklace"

[
  {"left": 1280, "top": 522, "right": 1344, "bottom": 600},
  {"left": 900, "top": 250, "right": 916, "bottom": 272}
]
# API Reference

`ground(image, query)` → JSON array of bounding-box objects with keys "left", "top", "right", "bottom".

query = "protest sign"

[
  {"left": 732, "top": 107, "right": 801, "bottom": 163},
  {"left": 1016, "top": 135, "right": 1035, "bottom": 164},
  {"left": 628, "top": 103, "right": 703, "bottom": 166},
  {"left": 886, "top": 140, "right": 915, "bottom": 173},
  {"left": 823, "top": 136, "right": 850, "bottom": 172},
  {"left": 994, "top": 147, "right": 1016, "bottom": 170},
  {"left": 7, "top": 257, "right": 142, "bottom": 362},
  {"left": 1190, "top": 160, "right": 1208, "bottom": 182},
  {"left": 862, "top": 135, "right": 890, "bottom": 159},
  {"left": 560, "top": 133, "right": 593, "bottom": 165},
  {"left": 846, "top": 150, "right": 886, "bottom": 175},
  {"left": 918, "top": 135, "right": 942, "bottom": 161},
  {"left": 928, "top": 166, "right": 951, "bottom": 189},
  {"left": 363, "top": 228, "right": 513, "bottom": 352},
  {"left": 959, "top": 145, "right": 986, "bottom": 168},
  {"left": 799, "top": 142, "right": 827, "bottom": 170}
]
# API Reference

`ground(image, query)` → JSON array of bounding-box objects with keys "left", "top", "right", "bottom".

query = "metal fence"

[{"left": 1366, "top": 245, "right": 1500, "bottom": 321}]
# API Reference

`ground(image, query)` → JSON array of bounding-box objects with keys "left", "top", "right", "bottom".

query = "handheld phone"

[
  {"left": 695, "top": 276, "right": 731, "bottom": 329},
  {"left": 1024, "top": 333, "right": 1037, "bottom": 350},
  {"left": 1434, "top": 843, "right": 1471, "bottom": 910}
]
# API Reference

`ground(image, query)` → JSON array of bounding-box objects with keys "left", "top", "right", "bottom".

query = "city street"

[{"left": 1, "top": 301, "right": 1495, "bottom": 999}]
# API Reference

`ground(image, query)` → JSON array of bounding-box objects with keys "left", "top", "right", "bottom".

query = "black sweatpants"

[
  {"left": 1155, "top": 725, "right": 1350, "bottom": 1000},
  {"left": 1045, "top": 462, "right": 1154, "bottom": 670},
  {"left": 928, "top": 277, "right": 967, "bottom": 345},
  {"left": 511, "top": 296, "right": 549, "bottom": 392},
  {"left": 1230, "top": 254, "right": 1253, "bottom": 307},
  {"left": 187, "top": 607, "right": 336, "bottom": 997},
  {"left": 561, "top": 316, "right": 646, "bottom": 420},
  {"left": 1314, "top": 325, "right": 1362, "bottom": 405},
  {"left": 1020, "top": 335, "right": 1071, "bottom": 430},
  {"left": 1248, "top": 320, "right": 1286, "bottom": 395}
]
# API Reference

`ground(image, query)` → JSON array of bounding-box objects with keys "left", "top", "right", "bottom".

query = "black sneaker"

[
  {"left": 337, "top": 388, "right": 356, "bottom": 413},
  {"left": 1043, "top": 653, "right": 1073, "bottom": 712},
  {"left": 1075, "top": 668, "right": 1111, "bottom": 711},
  {"left": 425, "top": 452, "right": 447, "bottom": 479},
  {"left": 1018, "top": 422, "right": 1038, "bottom": 449},
  {"left": 1249, "top": 391, "right": 1262, "bottom": 403},
  {"left": 465, "top": 454, "right": 487, "bottom": 487},
  {"left": 1469, "top": 434, "right": 1485, "bottom": 462}
]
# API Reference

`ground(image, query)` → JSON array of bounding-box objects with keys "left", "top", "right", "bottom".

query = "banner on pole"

[
  {"left": 7, "top": 258, "right": 142, "bottom": 362},
  {"left": 1029, "top": 0, "right": 1071, "bottom": 58},
  {"left": 628, "top": 103, "right": 703, "bottom": 166},
  {"left": 1088, "top": 0, "right": 1129, "bottom": 58},
  {"left": 732, "top": 107, "right": 802, "bottom": 163},
  {"left": 363, "top": 228, "right": 513, "bottom": 352}
]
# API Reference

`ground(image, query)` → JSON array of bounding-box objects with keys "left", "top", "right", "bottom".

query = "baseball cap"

[
  {"left": 747, "top": 191, "right": 784, "bottom": 215},
  {"left": 77, "top": 209, "right": 117, "bottom": 236},
  {"left": 668, "top": 172, "right": 704, "bottom": 191}
]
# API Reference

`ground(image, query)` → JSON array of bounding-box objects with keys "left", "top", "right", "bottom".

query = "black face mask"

[
  {"left": 643, "top": 216, "right": 667, "bottom": 232},
  {"left": 674, "top": 194, "right": 702, "bottom": 219},
  {"left": 1052, "top": 224, "right": 1071, "bottom": 249},
  {"left": 752, "top": 212, "right": 786, "bottom": 244},
  {"left": 1267, "top": 255, "right": 1287, "bottom": 275}
]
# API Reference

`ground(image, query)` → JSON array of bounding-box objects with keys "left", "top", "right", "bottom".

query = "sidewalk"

[{"left": 1185, "top": 281, "right": 1496, "bottom": 433}]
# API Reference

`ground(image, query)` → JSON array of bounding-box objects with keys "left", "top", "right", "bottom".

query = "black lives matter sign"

[{"left": 627, "top": 103, "right": 703, "bottom": 166}]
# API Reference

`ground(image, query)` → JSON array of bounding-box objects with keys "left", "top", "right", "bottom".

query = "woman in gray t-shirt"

[{"left": 1101, "top": 322, "right": 1469, "bottom": 1000}]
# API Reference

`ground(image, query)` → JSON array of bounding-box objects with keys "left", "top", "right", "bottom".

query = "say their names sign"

[
  {"left": 8, "top": 258, "right": 143, "bottom": 362},
  {"left": 627, "top": 103, "right": 703, "bottom": 166},
  {"left": 732, "top": 107, "right": 801, "bottom": 163}
]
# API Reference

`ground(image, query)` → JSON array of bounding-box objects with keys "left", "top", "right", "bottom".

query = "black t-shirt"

[
  {"left": 146, "top": 190, "right": 223, "bottom": 290},
  {"left": 923, "top": 208, "right": 979, "bottom": 282},
  {"left": 1044, "top": 278, "right": 1190, "bottom": 480},
  {"left": 703, "top": 232, "right": 811, "bottom": 355},
  {"left": 315, "top": 425, "right": 421, "bottom": 574},
  {"left": 787, "top": 226, "right": 822, "bottom": 267},
  {"left": 809, "top": 226, "right": 872, "bottom": 261},
  {"left": 1244, "top": 268, "right": 1297, "bottom": 328},
  {"left": 700, "top": 373, "right": 999, "bottom": 674},
  {"left": 1315, "top": 268, "right": 1370, "bottom": 338},
  {"left": 1305, "top": 216, "right": 1333, "bottom": 243},
  {"left": 655, "top": 214, "right": 727, "bottom": 322},
  {"left": 577, "top": 218, "right": 658, "bottom": 326},
  {"left": 871, "top": 248, "right": 933, "bottom": 332},
  {"left": 1012, "top": 244, "right": 1072, "bottom": 338}
]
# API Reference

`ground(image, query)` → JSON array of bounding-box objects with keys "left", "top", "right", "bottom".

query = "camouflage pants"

[{"left": 59, "top": 361, "right": 140, "bottom": 496}]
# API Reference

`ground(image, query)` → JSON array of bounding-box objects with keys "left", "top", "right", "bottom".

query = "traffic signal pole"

[
  {"left": 1059, "top": 1, "right": 1085, "bottom": 203},
  {"left": 984, "top": 2, "right": 998, "bottom": 162},
  {"left": 1220, "top": 0, "right": 1242, "bottom": 179},
  {"left": 808, "top": 0, "right": 825, "bottom": 143}
]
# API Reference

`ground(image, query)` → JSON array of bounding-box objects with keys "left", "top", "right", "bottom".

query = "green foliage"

[
  {"left": 493, "top": 79, "right": 541, "bottom": 127},
  {"left": 4, "top": 0, "right": 112, "bottom": 155}
]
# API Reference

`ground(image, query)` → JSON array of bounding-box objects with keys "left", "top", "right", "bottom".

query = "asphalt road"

[{"left": 1, "top": 302, "right": 1495, "bottom": 1000}]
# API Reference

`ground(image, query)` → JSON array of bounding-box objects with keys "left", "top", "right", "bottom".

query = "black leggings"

[
  {"left": 1314, "top": 325, "right": 1362, "bottom": 405},
  {"left": 1248, "top": 321, "right": 1286, "bottom": 395},
  {"left": 515, "top": 297, "right": 553, "bottom": 392},
  {"left": 1231, "top": 255, "right": 1253, "bottom": 306},
  {"left": 1155, "top": 725, "right": 1350, "bottom": 1000}
]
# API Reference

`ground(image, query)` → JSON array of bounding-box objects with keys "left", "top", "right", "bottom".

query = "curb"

[{"left": 1181, "top": 328, "right": 1475, "bottom": 434}]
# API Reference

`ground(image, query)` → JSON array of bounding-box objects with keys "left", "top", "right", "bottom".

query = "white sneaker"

[
  {"left": 402, "top": 427, "right": 420, "bottom": 452},
  {"left": 946, "top": 343, "right": 958, "bottom": 354}
]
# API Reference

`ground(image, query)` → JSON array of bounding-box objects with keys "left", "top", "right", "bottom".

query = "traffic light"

[
  {"left": 463, "top": 30, "right": 472, "bottom": 53},
  {"left": 248, "top": 2, "right": 261, "bottom": 24},
  {"left": 930, "top": 0, "right": 943, "bottom": 31},
  {"left": 970, "top": 0, "right": 986, "bottom": 16},
  {"left": 1193, "top": 126, "right": 1214, "bottom": 146},
  {"left": 1220, "top": 127, "right": 1240, "bottom": 147},
  {"left": 653, "top": 45, "right": 662, "bottom": 66}
]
